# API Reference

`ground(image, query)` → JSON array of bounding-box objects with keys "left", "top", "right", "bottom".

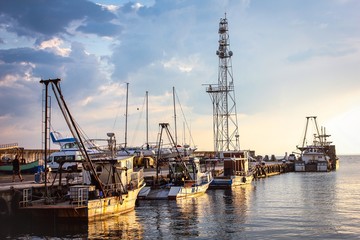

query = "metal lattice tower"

[{"left": 206, "top": 14, "right": 240, "bottom": 153}]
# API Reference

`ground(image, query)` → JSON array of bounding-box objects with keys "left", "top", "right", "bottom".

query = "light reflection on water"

[{"left": 1, "top": 155, "right": 359, "bottom": 239}]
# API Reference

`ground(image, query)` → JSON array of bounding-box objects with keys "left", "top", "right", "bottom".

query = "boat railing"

[
  {"left": 235, "top": 171, "right": 247, "bottom": 176},
  {"left": 130, "top": 168, "right": 144, "bottom": 189},
  {"left": 103, "top": 183, "right": 123, "bottom": 193},
  {"left": 0, "top": 143, "right": 19, "bottom": 150},
  {"left": 69, "top": 185, "right": 92, "bottom": 206},
  {"left": 73, "top": 188, "right": 88, "bottom": 207}
]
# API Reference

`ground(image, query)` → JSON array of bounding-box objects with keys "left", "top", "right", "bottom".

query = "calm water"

[{"left": 1, "top": 155, "right": 359, "bottom": 239}]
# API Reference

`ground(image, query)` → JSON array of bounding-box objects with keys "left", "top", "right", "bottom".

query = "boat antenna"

[
  {"left": 173, "top": 87, "right": 178, "bottom": 146},
  {"left": 146, "top": 91, "right": 149, "bottom": 149},
  {"left": 124, "top": 82, "right": 129, "bottom": 148}
]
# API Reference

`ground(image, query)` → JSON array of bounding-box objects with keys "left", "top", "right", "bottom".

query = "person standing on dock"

[{"left": 12, "top": 155, "right": 24, "bottom": 182}]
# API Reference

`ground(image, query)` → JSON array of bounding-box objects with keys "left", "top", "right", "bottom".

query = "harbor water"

[{"left": 0, "top": 155, "right": 359, "bottom": 239}]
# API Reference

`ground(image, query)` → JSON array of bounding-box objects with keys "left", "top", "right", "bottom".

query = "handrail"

[{"left": 0, "top": 143, "right": 19, "bottom": 150}]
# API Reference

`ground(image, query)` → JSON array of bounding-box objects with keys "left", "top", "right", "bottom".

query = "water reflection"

[
  {"left": 2, "top": 156, "right": 359, "bottom": 239},
  {"left": 135, "top": 186, "right": 253, "bottom": 239},
  {"left": 200, "top": 185, "right": 253, "bottom": 239},
  {"left": 88, "top": 211, "right": 143, "bottom": 239}
]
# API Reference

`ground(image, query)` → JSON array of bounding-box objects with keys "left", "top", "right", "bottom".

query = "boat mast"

[
  {"left": 146, "top": 91, "right": 149, "bottom": 149},
  {"left": 124, "top": 82, "right": 129, "bottom": 148},
  {"left": 302, "top": 117, "right": 310, "bottom": 148},
  {"left": 40, "top": 80, "right": 51, "bottom": 198},
  {"left": 302, "top": 116, "right": 322, "bottom": 147},
  {"left": 313, "top": 117, "right": 322, "bottom": 145},
  {"left": 173, "top": 87, "right": 178, "bottom": 146},
  {"left": 40, "top": 78, "right": 106, "bottom": 196}
]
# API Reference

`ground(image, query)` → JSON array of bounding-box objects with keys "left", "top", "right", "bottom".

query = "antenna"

[{"left": 205, "top": 13, "right": 240, "bottom": 153}]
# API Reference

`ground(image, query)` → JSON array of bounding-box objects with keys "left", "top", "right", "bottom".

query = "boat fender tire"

[
  {"left": 0, "top": 197, "right": 9, "bottom": 216},
  {"left": 242, "top": 177, "right": 246, "bottom": 183},
  {"left": 119, "top": 195, "right": 124, "bottom": 205}
]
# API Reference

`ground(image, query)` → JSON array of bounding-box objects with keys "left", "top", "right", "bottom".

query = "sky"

[{"left": 0, "top": 0, "right": 359, "bottom": 156}]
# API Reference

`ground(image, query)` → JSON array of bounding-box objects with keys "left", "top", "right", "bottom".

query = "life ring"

[{"left": 0, "top": 197, "right": 9, "bottom": 216}]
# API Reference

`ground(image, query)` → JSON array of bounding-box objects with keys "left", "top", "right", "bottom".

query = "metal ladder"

[{"left": 21, "top": 188, "right": 32, "bottom": 207}]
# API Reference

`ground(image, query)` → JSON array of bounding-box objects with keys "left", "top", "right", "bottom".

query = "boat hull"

[
  {"left": 18, "top": 184, "right": 145, "bottom": 221},
  {"left": 138, "top": 181, "right": 212, "bottom": 200},
  {"left": 294, "top": 161, "right": 331, "bottom": 172},
  {"left": 210, "top": 174, "right": 253, "bottom": 189},
  {"left": 0, "top": 160, "right": 39, "bottom": 174},
  {"left": 168, "top": 181, "right": 212, "bottom": 200}
]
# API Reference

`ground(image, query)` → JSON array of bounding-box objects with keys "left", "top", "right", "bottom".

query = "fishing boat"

[
  {"left": 209, "top": 150, "right": 254, "bottom": 189},
  {"left": 0, "top": 144, "right": 40, "bottom": 174},
  {"left": 138, "top": 123, "right": 213, "bottom": 200},
  {"left": 17, "top": 78, "right": 145, "bottom": 221},
  {"left": 294, "top": 116, "right": 339, "bottom": 172},
  {"left": 19, "top": 153, "right": 145, "bottom": 221},
  {"left": 0, "top": 159, "right": 40, "bottom": 174}
]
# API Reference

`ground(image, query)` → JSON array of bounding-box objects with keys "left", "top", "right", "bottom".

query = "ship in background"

[{"left": 294, "top": 116, "right": 339, "bottom": 172}]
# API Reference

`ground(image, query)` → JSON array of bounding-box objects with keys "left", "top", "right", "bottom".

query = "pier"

[
  {"left": 0, "top": 171, "right": 82, "bottom": 217},
  {"left": 253, "top": 162, "right": 294, "bottom": 179}
]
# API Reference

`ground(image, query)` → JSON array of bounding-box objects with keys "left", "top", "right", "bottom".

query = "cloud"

[
  {"left": 287, "top": 46, "right": 357, "bottom": 62},
  {"left": 76, "top": 21, "right": 123, "bottom": 37},
  {"left": 37, "top": 38, "right": 71, "bottom": 57},
  {"left": 0, "top": 0, "right": 359, "bottom": 155},
  {"left": 0, "top": 0, "right": 118, "bottom": 38},
  {"left": 0, "top": 47, "right": 67, "bottom": 65}
]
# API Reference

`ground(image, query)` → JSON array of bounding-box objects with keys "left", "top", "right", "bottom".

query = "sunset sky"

[{"left": 0, "top": 0, "right": 359, "bottom": 156}]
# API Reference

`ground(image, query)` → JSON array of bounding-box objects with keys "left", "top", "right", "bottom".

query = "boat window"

[
  {"left": 54, "top": 155, "right": 75, "bottom": 163},
  {"left": 63, "top": 143, "right": 77, "bottom": 149},
  {"left": 96, "top": 166, "right": 102, "bottom": 173}
]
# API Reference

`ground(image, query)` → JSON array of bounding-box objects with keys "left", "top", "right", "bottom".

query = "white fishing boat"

[
  {"left": 138, "top": 123, "right": 212, "bottom": 200},
  {"left": 18, "top": 78, "right": 145, "bottom": 221},
  {"left": 47, "top": 132, "right": 104, "bottom": 172},
  {"left": 209, "top": 150, "right": 254, "bottom": 188},
  {"left": 295, "top": 116, "right": 339, "bottom": 172},
  {"left": 138, "top": 156, "right": 212, "bottom": 200}
]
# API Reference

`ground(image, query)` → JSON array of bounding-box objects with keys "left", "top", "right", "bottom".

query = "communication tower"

[{"left": 206, "top": 14, "right": 240, "bottom": 153}]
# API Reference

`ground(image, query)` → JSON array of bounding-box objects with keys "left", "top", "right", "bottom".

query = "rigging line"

[
  {"left": 51, "top": 80, "right": 106, "bottom": 195},
  {"left": 112, "top": 83, "right": 127, "bottom": 132},
  {"left": 129, "top": 93, "right": 146, "bottom": 147},
  {"left": 174, "top": 90, "right": 196, "bottom": 147},
  {"left": 54, "top": 94, "right": 99, "bottom": 150},
  {"left": 51, "top": 84, "right": 76, "bottom": 142}
]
